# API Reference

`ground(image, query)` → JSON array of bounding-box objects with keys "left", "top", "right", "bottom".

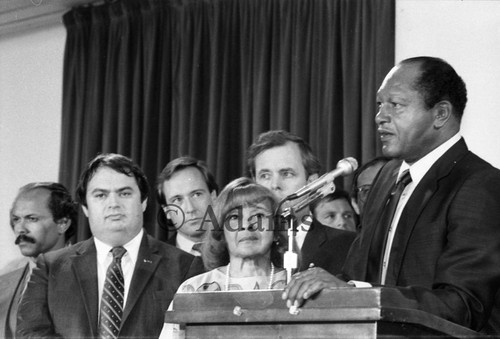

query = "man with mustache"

[
  {"left": 1, "top": 182, "right": 77, "bottom": 338},
  {"left": 282, "top": 57, "right": 500, "bottom": 334},
  {"left": 156, "top": 156, "right": 218, "bottom": 256},
  {"left": 17, "top": 153, "right": 204, "bottom": 338}
]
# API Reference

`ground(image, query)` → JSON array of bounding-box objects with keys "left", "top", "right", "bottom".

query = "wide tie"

[
  {"left": 99, "top": 246, "right": 127, "bottom": 339},
  {"left": 366, "top": 170, "right": 412, "bottom": 283}
]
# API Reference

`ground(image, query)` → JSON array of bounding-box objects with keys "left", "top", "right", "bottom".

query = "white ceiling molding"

[{"left": 0, "top": 0, "right": 101, "bottom": 36}]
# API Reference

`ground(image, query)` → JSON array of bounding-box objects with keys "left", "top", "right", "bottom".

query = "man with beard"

[{"left": 0, "top": 182, "right": 77, "bottom": 338}]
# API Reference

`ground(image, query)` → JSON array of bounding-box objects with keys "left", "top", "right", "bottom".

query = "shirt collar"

[
  {"left": 176, "top": 232, "right": 197, "bottom": 253},
  {"left": 95, "top": 228, "right": 144, "bottom": 267},
  {"left": 399, "top": 133, "right": 461, "bottom": 185}
]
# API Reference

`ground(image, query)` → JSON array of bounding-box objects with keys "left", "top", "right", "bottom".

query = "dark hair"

[
  {"left": 13, "top": 182, "right": 78, "bottom": 242},
  {"left": 156, "top": 156, "right": 218, "bottom": 206},
  {"left": 351, "top": 156, "right": 390, "bottom": 200},
  {"left": 309, "top": 189, "right": 360, "bottom": 230},
  {"left": 310, "top": 189, "right": 351, "bottom": 213},
  {"left": 201, "top": 177, "right": 287, "bottom": 271},
  {"left": 246, "top": 130, "right": 321, "bottom": 178},
  {"left": 76, "top": 153, "right": 149, "bottom": 207},
  {"left": 400, "top": 56, "right": 467, "bottom": 119}
]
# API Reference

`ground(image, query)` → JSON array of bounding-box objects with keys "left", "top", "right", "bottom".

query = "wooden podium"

[{"left": 164, "top": 287, "right": 481, "bottom": 338}]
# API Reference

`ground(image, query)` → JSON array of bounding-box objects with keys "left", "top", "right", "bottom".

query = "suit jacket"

[
  {"left": 299, "top": 218, "right": 357, "bottom": 274},
  {"left": 342, "top": 139, "right": 500, "bottom": 333},
  {"left": 166, "top": 232, "right": 176, "bottom": 247},
  {"left": 165, "top": 232, "right": 199, "bottom": 255},
  {"left": 16, "top": 232, "right": 204, "bottom": 338},
  {"left": 0, "top": 261, "right": 30, "bottom": 338}
]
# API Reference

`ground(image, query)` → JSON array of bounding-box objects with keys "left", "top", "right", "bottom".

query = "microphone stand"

[
  {"left": 276, "top": 182, "right": 337, "bottom": 315},
  {"left": 277, "top": 182, "right": 335, "bottom": 284},
  {"left": 281, "top": 206, "right": 298, "bottom": 284}
]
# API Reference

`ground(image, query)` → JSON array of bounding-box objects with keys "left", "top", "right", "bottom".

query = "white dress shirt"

[
  {"left": 176, "top": 232, "right": 202, "bottom": 256},
  {"left": 95, "top": 228, "right": 143, "bottom": 311},
  {"left": 295, "top": 215, "right": 312, "bottom": 250}
]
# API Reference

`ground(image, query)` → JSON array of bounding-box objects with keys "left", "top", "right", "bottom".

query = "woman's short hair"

[{"left": 201, "top": 177, "right": 287, "bottom": 271}]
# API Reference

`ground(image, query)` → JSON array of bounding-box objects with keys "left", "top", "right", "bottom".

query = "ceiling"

[{"left": 0, "top": 0, "right": 101, "bottom": 36}]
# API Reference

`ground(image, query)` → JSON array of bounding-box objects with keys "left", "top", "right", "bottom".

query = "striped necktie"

[{"left": 99, "top": 246, "right": 127, "bottom": 339}]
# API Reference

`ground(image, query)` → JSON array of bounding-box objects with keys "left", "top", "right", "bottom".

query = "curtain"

[{"left": 60, "top": 0, "right": 395, "bottom": 241}]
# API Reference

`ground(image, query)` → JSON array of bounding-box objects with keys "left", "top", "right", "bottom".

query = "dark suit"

[
  {"left": 0, "top": 261, "right": 30, "bottom": 338},
  {"left": 166, "top": 232, "right": 177, "bottom": 246},
  {"left": 299, "top": 218, "right": 356, "bottom": 275},
  {"left": 166, "top": 232, "right": 199, "bottom": 255},
  {"left": 342, "top": 139, "right": 500, "bottom": 332},
  {"left": 17, "top": 232, "right": 204, "bottom": 338}
]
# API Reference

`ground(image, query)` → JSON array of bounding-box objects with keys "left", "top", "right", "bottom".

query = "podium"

[{"left": 164, "top": 287, "right": 481, "bottom": 338}]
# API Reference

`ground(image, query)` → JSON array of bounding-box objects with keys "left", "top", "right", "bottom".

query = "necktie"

[
  {"left": 99, "top": 246, "right": 127, "bottom": 339},
  {"left": 367, "top": 170, "right": 412, "bottom": 283},
  {"left": 191, "top": 242, "right": 203, "bottom": 256}
]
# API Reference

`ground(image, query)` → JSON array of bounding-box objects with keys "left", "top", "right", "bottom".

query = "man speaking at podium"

[{"left": 283, "top": 56, "right": 500, "bottom": 334}]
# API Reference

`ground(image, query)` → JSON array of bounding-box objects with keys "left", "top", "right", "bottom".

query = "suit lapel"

[
  {"left": 300, "top": 220, "right": 327, "bottom": 270},
  {"left": 72, "top": 238, "right": 99, "bottom": 335},
  {"left": 365, "top": 163, "right": 399, "bottom": 235},
  {"left": 386, "top": 139, "right": 470, "bottom": 284},
  {"left": 356, "top": 163, "right": 400, "bottom": 281},
  {"left": 6, "top": 262, "right": 30, "bottom": 337},
  {"left": 122, "top": 234, "right": 161, "bottom": 324},
  {"left": 303, "top": 220, "right": 327, "bottom": 248},
  {"left": 166, "top": 233, "right": 177, "bottom": 247}
]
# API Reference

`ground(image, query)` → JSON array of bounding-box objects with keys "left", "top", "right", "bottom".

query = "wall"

[
  {"left": 1, "top": 0, "right": 500, "bottom": 271},
  {"left": 396, "top": 0, "right": 500, "bottom": 168},
  {"left": 0, "top": 24, "right": 65, "bottom": 271}
]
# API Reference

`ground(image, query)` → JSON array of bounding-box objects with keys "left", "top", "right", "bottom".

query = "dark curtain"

[{"left": 60, "top": 0, "right": 395, "bottom": 242}]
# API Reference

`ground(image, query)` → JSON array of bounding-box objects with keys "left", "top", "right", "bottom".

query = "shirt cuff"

[{"left": 347, "top": 280, "right": 372, "bottom": 288}]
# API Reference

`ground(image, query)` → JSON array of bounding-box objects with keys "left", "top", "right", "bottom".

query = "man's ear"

[
  {"left": 141, "top": 198, "right": 148, "bottom": 212},
  {"left": 434, "top": 100, "right": 453, "bottom": 128},
  {"left": 82, "top": 205, "right": 89, "bottom": 218},
  {"left": 351, "top": 198, "right": 361, "bottom": 215},
  {"left": 56, "top": 217, "right": 71, "bottom": 234},
  {"left": 306, "top": 173, "right": 319, "bottom": 184},
  {"left": 162, "top": 205, "right": 172, "bottom": 220}
]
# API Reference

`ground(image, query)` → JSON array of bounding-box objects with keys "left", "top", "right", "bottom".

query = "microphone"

[{"left": 285, "top": 157, "right": 358, "bottom": 200}]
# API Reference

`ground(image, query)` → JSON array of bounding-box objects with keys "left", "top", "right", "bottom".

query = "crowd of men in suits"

[{"left": 2, "top": 56, "right": 500, "bottom": 337}]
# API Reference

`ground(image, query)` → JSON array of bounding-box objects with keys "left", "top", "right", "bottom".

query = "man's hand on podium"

[{"left": 282, "top": 266, "right": 351, "bottom": 309}]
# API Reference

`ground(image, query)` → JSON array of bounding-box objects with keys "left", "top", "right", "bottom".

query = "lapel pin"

[{"left": 143, "top": 259, "right": 153, "bottom": 264}]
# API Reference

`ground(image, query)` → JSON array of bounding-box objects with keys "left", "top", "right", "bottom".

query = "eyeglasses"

[{"left": 354, "top": 184, "right": 372, "bottom": 203}]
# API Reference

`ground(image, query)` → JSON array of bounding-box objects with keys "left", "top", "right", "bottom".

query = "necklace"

[{"left": 225, "top": 262, "right": 275, "bottom": 291}]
